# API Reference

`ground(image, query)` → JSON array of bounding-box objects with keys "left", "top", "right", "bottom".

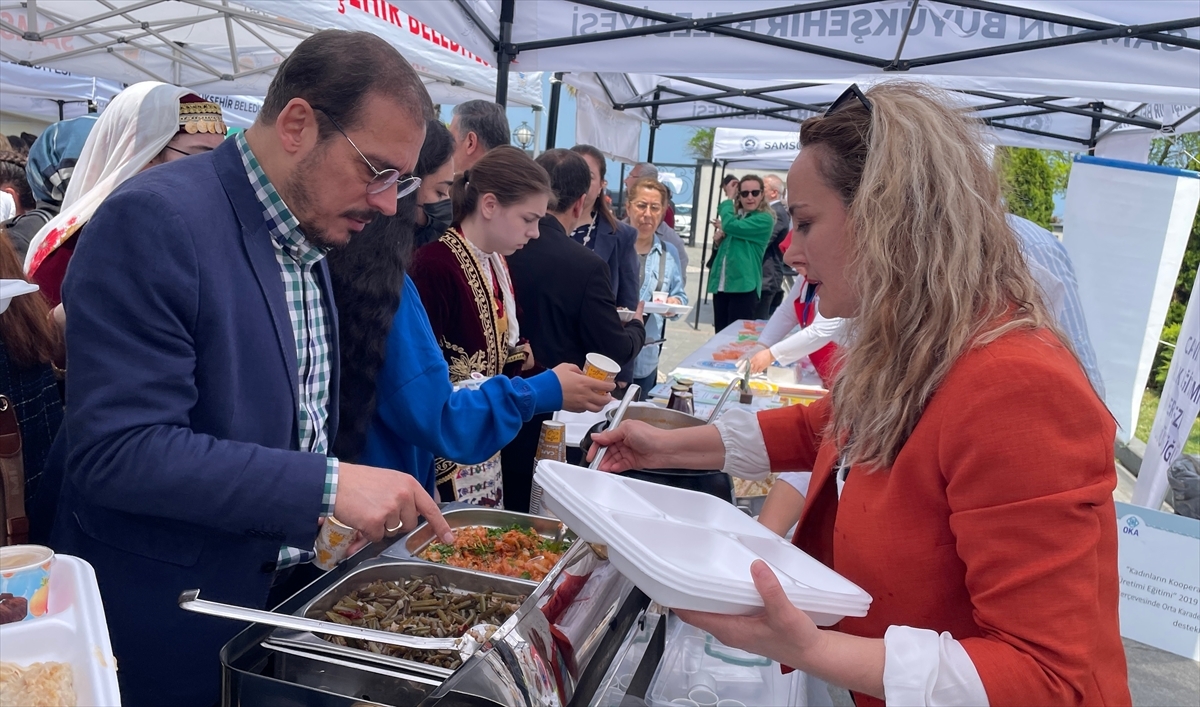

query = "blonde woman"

[
  {"left": 591, "top": 83, "right": 1127, "bottom": 706},
  {"left": 708, "top": 174, "right": 775, "bottom": 331}
]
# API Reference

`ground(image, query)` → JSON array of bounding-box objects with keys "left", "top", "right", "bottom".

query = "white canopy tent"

[
  {"left": 399, "top": 0, "right": 1199, "bottom": 174},
  {"left": 0, "top": 60, "right": 262, "bottom": 129},
  {"left": 0, "top": 0, "right": 542, "bottom": 107},
  {"left": 397, "top": 1, "right": 1198, "bottom": 101},
  {"left": 565, "top": 71, "right": 1200, "bottom": 158}
]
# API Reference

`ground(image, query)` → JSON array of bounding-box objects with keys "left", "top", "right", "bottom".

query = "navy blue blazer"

[
  {"left": 47, "top": 138, "right": 340, "bottom": 706},
  {"left": 571, "top": 216, "right": 639, "bottom": 310}
]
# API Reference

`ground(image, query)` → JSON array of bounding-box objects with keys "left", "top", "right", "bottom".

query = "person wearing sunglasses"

[
  {"left": 591, "top": 82, "right": 1127, "bottom": 707},
  {"left": 37, "top": 31, "right": 454, "bottom": 705},
  {"left": 708, "top": 174, "right": 776, "bottom": 332}
]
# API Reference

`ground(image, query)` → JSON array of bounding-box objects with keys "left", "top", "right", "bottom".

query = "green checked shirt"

[{"left": 236, "top": 132, "right": 338, "bottom": 570}]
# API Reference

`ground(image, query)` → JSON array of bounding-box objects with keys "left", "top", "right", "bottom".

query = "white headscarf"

[{"left": 24, "top": 81, "right": 190, "bottom": 275}]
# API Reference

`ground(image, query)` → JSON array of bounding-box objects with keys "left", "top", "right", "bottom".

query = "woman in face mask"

[{"left": 412, "top": 119, "right": 456, "bottom": 249}]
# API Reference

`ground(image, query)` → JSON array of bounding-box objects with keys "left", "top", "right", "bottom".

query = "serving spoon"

[{"left": 178, "top": 589, "right": 498, "bottom": 661}]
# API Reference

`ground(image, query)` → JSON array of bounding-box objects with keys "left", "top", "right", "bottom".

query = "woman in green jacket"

[{"left": 708, "top": 174, "right": 776, "bottom": 331}]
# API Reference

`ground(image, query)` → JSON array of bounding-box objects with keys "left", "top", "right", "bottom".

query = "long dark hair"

[
  {"left": 0, "top": 230, "right": 60, "bottom": 368},
  {"left": 570, "top": 144, "right": 618, "bottom": 230},
  {"left": 328, "top": 194, "right": 417, "bottom": 460}
]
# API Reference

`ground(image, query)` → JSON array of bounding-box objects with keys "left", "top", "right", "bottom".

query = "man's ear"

[
  {"left": 276, "top": 98, "right": 319, "bottom": 157},
  {"left": 465, "top": 131, "right": 479, "bottom": 155},
  {"left": 572, "top": 194, "right": 588, "bottom": 221}
]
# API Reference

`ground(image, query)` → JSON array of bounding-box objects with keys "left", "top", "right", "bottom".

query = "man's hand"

[
  {"left": 554, "top": 363, "right": 614, "bottom": 412},
  {"left": 334, "top": 463, "right": 453, "bottom": 544},
  {"left": 634, "top": 300, "right": 646, "bottom": 321}
]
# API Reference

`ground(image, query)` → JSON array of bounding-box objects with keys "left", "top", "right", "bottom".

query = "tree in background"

[
  {"left": 1148, "top": 138, "right": 1200, "bottom": 392},
  {"left": 997, "top": 147, "right": 1056, "bottom": 228},
  {"left": 687, "top": 127, "right": 714, "bottom": 161}
]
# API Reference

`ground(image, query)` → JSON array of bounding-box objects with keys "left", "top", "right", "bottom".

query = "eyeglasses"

[
  {"left": 630, "top": 201, "right": 663, "bottom": 213},
  {"left": 739, "top": 189, "right": 762, "bottom": 198},
  {"left": 824, "top": 83, "right": 873, "bottom": 117},
  {"left": 312, "top": 106, "right": 420, "bottom": 198}
]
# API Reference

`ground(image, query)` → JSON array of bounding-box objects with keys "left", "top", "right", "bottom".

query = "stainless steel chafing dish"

[
  {"left": 220, "top": 507, "right": 654, "bottom": 706},
  {"left": 383, "top": 507, "right": 575, "bottom": 564}
]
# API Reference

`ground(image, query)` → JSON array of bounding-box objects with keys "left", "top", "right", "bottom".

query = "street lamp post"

[{"left": 512, "top": 121, "right": 534, "bottom": 154}]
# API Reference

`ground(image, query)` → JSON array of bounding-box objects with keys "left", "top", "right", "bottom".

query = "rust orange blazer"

[{"left": 759, "top": 328, "right": 1131, "bottom": 707}]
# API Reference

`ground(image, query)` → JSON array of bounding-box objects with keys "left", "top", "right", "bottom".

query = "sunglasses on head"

[
  {"left": 824, "top": 83, "right": 873, "bottom": 117},
  {"left": 740, "top": 189, "right": 762, "bottom": 198}
]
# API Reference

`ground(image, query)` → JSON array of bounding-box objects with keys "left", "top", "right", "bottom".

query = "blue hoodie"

[{"left": 358, "top": 275, "right": 563, "bottom": 494}]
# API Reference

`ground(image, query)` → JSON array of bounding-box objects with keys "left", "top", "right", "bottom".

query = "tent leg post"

[
  {"left": 545, "top": 72, "right": 563, "bottom": 149},
  {"left": 647, "top": 89, "right": 661, "bottom": 162},
  {"left": 1087, "top": 101, "right": 1104, "bottom": 156},
  {"left": 693, "top": 160, "right": 721, "bottom": 330},
  {"left": 495, "top": 0, "right": 516, "bottom": 107}
]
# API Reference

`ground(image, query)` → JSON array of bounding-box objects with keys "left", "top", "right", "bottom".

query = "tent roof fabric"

[
  {"left": 397, "top": 1, "right": 1198, "bottom": 148},
  {"left": 0, "top": 0, "right": 542, "bottom": 107}
]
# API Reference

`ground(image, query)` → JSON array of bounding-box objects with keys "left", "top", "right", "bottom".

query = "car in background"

[{"left": 673, "top": 203, "right": 692, "bottom": 238}]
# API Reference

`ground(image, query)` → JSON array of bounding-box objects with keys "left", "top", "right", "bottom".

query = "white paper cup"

[
  {"left": 583, "top": 353, "right": 620, "bottom": 383},
  {"left": 0, "top": 545, "right": 54, "bottom": 623},
  {"left": 653, "top": 290, "right": 670, "bottom": 303},
  {"left": 687, "top": 672, "right": 717, "bottom": 692},
  {"left": 313, "top": 517, "right": 355, "bottom": 571}
]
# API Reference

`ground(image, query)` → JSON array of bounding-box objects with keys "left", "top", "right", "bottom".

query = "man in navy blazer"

[{"left": 45, "top": 31, "right": 452, "bottom": 705}]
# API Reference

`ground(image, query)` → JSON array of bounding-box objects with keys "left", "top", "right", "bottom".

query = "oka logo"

[
  {"left": 741, "top": 136, "right": 759, "bottom": 153},
  {"left": 1122, "top": 516, "right": 1141, "bottom": 537}
]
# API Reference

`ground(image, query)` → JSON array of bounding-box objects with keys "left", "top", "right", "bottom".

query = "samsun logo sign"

[{"left": 742, "top": 136, "right": 760, "bottom": 153}]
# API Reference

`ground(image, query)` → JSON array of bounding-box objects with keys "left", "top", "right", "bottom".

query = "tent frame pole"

[
  {"left": 647, "top": 89, "right": 661, "bottom": 163},
  {"left": 693, "top": 160, "right": 724, "bottom": 329},
  {"left": 494, "top": 0, "right": 516, "bottom": 107},
  {"left": 545, "top": 72, "right": 564, "bottom": 150}
]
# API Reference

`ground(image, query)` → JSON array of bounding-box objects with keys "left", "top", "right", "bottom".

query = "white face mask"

[{"left": 0, "top": 191, "right": 16, "bottom": 222}]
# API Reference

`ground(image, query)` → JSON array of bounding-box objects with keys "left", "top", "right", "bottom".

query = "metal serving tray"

[
  {"left": 264, "top": 560, "right": 536, "bottom": 679},
  {"left": 383, "top": 508, "right": 574, "bottom": 563}
]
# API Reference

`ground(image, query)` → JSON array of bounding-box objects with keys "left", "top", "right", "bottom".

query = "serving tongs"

[
  {"left": 588, "top": 383, "right": 639, "bottom": 472},
  {"left": 178, "top": 589, "right": 497, "bottom": 661},
  {"left": 707, "top": 359, "right": 753, "bottom": 423}
]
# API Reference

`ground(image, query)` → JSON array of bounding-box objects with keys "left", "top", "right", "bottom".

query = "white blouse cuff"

[
  {"left": 883, "top": 625, "right": 989, "bottom": 707},
  {"left": 714, "top": 408, "right": 771, "bottom": 481}
]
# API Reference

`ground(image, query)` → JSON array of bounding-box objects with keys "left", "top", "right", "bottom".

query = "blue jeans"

[{"left": 634, "top": 369, "right": 659, "bottom": 400}]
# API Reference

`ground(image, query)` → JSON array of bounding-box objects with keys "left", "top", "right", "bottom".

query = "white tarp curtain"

[
  {"left": 565, "top": 72, "right": 1200, "bottom": 153},
  {"left": 398, "top": 1, "right": 1199, "bottom": 103},
  {"left": 0, "top": 61, "right": 262, "bottom": 128},
  {"left": 0, "top": 0, "right": 542, "bottom": 107},
  {"left": 574, "top": 91, "right": 642, "bottom": 163},
  {"left": 1061, "top": 157, "right": 1200, "bottom": 443}
]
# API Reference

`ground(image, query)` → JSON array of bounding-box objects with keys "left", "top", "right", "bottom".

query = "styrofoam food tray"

[
  {"left": 537, "top": 479, "right": 860, "bottom": 623},
  {"left": 538, "top": 463, "right": 867, "bottom": 602},
  {"left": 0, "top": 554, "right": 120, "bottom": 705},
  {"left": 537, "top": 462, "right": 870, "bottom": 622}
]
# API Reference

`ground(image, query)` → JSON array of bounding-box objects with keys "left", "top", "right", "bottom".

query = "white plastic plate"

[{"left": 0, "top": 554, "right": 121, "bottom": 705}]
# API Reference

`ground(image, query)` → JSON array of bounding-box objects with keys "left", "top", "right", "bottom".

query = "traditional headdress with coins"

[{"left": 177, "top": 94, "right": 227, "bottom": 136}]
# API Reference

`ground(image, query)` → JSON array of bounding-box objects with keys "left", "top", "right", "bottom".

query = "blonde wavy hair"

[{"left": 803, "top": 82, "right": 1065, "bottom": 470}]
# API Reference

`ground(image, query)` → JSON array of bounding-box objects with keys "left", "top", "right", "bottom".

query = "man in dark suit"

[
  {"left": 503, "top": 149, "right": 646, "bottom": 510},
  {"left": 45, "top": 31, "right": 452, "bottom": 706}
]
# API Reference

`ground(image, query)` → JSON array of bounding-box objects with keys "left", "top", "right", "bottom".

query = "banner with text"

[
  {"left": 1134, "top": 270, "right": 1200, "bottom": 508},
  {"left": 1116, "top": 502, "right": 1200, "bottom": 660}
]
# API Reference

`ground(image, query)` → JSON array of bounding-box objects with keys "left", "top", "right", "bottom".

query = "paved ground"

[{"left": 656, "top": 242, "right": 1200, "bottom": 706}]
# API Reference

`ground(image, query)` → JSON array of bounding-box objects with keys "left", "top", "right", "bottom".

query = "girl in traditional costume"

[{"left": 409, "top": 146, "right": 553, "bottom": 506}]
